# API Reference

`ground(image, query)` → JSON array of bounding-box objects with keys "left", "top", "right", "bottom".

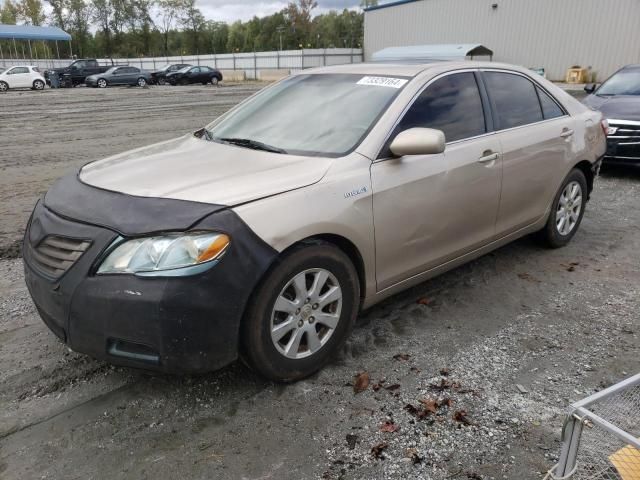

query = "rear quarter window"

[{"left": 537, "top": 87, "right": 565, "bottom": 119}]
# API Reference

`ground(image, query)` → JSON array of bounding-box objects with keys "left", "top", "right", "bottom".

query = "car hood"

[
  {"left": 79, "top": 134, "right": 334, "bottom": 206},
  {"left": 583, "top": 94, "right": 640, "bottom": 121}
]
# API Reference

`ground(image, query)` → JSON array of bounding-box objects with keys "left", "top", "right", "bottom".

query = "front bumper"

[
  {"left": 85, "top": 78, "right": 98, "bottom": 87},
  {"left": 604, "top": 121, "right": 640, "bottom": 164},
  {"left": 23, "top": 177, "right": 277, "bottom": 373}
]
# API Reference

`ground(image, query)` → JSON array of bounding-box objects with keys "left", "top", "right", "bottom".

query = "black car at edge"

[
  {"left": 583, "top": 64, "right": 640, "bottom": 164},
  {"left": 166, "top": 66, "right": 223, "bottom": 86},
  {"left": 150, "top": 63, "right": 192, "bottom": 85}
]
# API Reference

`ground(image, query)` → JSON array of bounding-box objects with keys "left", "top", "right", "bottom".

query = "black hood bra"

[{"left": 44, "top": 171, "right": 226, "bottom": 237}]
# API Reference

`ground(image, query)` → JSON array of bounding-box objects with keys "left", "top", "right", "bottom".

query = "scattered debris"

[
  {"left": 440, "top": 368, "right": 450, "bottom": 376},
  {"left": 405, "top": 448, "right": 422, "bottom": 465},
  {"left": 393, "top": 353, "right": 411, "bottom": 361},
  {"left": 353, "top": 372, "right": 370, "bottom": 394},
  {"left": 345, "top": 434, "right": 358, "bottom": 450},
  {"left": 417, "top": 297, "right": 433, "bottom": 306},
  {"left": 379, "top": 421, "right": 400, "bottom": 433},
  {"left": 515, "top": 384, "right": 529, "bottom": 394},
  {"left": 453, "top": 409, "right": 473, "bottom": 426},
  {"left": 517, "top": 272, "right": 541, "bottom": 283},
  {"left": 371, "top": 442, "right": 389, "bottom": 459}
]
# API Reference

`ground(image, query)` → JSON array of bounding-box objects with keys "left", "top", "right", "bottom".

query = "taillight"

[{"left": 601, "top": 119, "right": 609, "bottom": 136}]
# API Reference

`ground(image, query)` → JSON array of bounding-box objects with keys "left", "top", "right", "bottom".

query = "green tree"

[
  {"left": 18, "top": 0, "right": 46, "bottom": 25},
  {"left": 178, "top": 0, "right": 204, "bottom": 53},
  {"left": 156, "top": 0, "right": 180, "bottom": 55},
  {"left": 0, "top": 0, "right": 19, "bottom": 23}
]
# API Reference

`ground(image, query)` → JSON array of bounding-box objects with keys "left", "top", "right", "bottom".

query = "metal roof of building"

[
  {"left": 371, "top": 44, "right": 493, "bottom": 63},
  {"left": 364, "top": 0, "right": 422, "bottom": 12},
  {"left": 0, "top": 24, "right": 71, "bottom": 41}
]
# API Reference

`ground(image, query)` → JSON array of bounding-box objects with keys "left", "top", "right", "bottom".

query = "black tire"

[
  {"left": 137, "top": 77, "right": 147, "bottom": 87},
  {"left": 97, "top": 78, "right": 108, "bottom": 88},
  {"left": 537, "top": 168, "right": 588, "bottom": 248},
  {"left": 157, "top": 77, "right": 166, "bottom": 85},
  {"left": 0, "top": 80, "right": 8, "bottom": 92},
  {"left": 32, "top": 79, "right": 45, "bottom": 90},
  {"left": 241, "top": 242, "right": 360, "bottom": 382}
]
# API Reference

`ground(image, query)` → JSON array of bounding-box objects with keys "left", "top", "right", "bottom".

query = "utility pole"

[{"left": 276, "top": 25, "right": 285, "bottom": 51}]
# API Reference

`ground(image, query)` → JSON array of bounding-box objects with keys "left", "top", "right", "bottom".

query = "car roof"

[{"left": 303, "top": 61, "right": 525, "bottom": 78}]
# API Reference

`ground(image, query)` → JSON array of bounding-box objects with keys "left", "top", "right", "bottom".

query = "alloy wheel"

[
  {"left": 270, "top": 268, "right": 342, "bottom": 360},
  {"left": 33, "top": 80, "right": 45, "bottom": 90},
  {"left": 556, "top": 180, "right": 583, "bottom": 236},
  {"left": 0, "top": 81, "right": 7, "bottom": 92},
  {"left": 97, "top": 79, "right": 107, "bottom": 88},
  {"left": 137, "top": 77, "right": 147, "bottom": 87}
]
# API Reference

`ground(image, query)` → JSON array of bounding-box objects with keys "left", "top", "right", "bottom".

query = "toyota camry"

[{"left": 23, "top": 62, "right": 606, "bottom": 381}]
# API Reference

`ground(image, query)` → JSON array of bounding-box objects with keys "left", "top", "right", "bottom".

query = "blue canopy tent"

[{"left": 0, "top": 24, "right": 72, "bottom": 64}]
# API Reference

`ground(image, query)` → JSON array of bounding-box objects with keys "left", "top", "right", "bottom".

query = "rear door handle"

[
  {"left": 560, "top": 129, "right": 575, "bottom": 138},
  {"left": 478, "top": 151, "right": 499, "bottom": 164}
]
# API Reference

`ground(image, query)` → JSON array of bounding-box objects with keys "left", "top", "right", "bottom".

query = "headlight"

[{"left": 97, "top": 232, "right": 230, "bottom": 275}]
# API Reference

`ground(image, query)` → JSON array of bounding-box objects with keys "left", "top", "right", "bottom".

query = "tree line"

[{"left": 0, "top": 0, "right": 376, "bottom": 59}]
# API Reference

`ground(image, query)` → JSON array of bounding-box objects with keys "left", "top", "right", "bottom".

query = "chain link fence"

[{"left": 551, "top": 373, "right": 640, "bottom": 480}]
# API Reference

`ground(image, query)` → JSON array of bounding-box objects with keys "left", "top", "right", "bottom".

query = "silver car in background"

[{"left": 23, "top": 62, "right": 606, "bottom": 381}]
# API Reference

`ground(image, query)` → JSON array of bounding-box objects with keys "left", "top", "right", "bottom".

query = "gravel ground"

[{"left": 0, "top": 84, "right": 639, "bottom": 480}]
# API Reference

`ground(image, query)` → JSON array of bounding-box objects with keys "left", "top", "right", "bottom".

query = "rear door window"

[
  {"left": 484, "top": 72, "right": 543, "bottom": 130},
  {"left": 537, "top": 87, "right": 565, "bottom": 119},
  {"left": 394, "top": 72, "right": 486, "bottom": 143}
]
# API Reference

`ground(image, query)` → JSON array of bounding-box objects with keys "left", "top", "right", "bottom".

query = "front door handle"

[
  {"left": 560, "top": 129, "right": 575, "bottom": 138},
  {"left": 478, "top": 151, "right": 499, "bottom": 164}
]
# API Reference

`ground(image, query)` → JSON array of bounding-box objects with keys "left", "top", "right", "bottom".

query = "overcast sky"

[{"left": 198, "top": 0, "right": 363, "bottom": 23}]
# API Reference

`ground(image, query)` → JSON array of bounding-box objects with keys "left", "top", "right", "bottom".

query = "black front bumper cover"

[{"left": 23, "top": 172, "right": 277, "bottom": 373}]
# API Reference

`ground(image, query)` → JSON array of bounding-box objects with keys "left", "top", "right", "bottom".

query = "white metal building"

[{"left": 364, "top": 0, "right": 640, "bottom": 81}]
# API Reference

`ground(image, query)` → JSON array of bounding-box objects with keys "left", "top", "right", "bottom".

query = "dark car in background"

[
  {"left": 85, "top": 66, "right": 152, "bottom": 88},
  {"left": 150, "top": 64, "right": 192, "bottom": 85},
  {"left": 166, "top": 66, "right": 223, "bottom": 86},
  {"left": 584, "top": 64, "right": 640, "bottom": 164},
  {"left": 45, "top": 59, "right": 122, "bottom": 86}
]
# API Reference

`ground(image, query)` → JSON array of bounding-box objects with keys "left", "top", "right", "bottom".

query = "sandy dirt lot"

[{"left": 0, "top": 84, "right": 638, "bottom": 480}]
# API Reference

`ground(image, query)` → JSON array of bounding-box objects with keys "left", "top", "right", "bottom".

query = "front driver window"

[{"left": 393, "top": 72, "right": 486, "bottom": 146}]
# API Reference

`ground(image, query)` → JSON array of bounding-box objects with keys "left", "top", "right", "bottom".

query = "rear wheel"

[
  {"left": 241, "top": 242, "right": 360, "bottom": 382},
  {"left": 32, "top": 79, "right": 45, "bottom": 90},
  {"left": 537, "top": 168, "right": 588, "bottom": 248},
  {"left": 0, "top": 81, "right": 8, "bottom": 92},
  {"left": 211, "top": 76, "right": 219, "bottom": 86},
  {"left": 157, "top": 77, "right": 166, "bottom": 85},
  {"left": 137, "top": 77, "right": 147, "bottom": 87},
  {"left": 97, "top": 78, "right": 107, "bottom": 88}
]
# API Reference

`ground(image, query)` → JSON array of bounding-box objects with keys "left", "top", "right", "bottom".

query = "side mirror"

[
  {"left": 584, "top": 83, "right": 597, "bottom": 94},
  {"left": 389, "top": 128, "right": 446, "bottom": 157}
]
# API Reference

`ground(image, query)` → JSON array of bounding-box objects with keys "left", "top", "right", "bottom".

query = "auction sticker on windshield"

[{"left": 357, "top": 76, "right": 408, "bottom": 88}]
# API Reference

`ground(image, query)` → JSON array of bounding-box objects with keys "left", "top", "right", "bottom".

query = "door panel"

[
  {"left": 494, "top": 117, "right": 575, "bottom": 234},
  {"left": 482, "top": 71, "right": 576, "bottom": 235},
  {"left": 372, "top": 136, "right": 501, "bottom": 291}
]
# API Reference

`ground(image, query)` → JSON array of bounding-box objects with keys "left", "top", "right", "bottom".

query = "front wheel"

[
  {"left": 137, "top": 77, "right": 147, "bottom": 87},
  {"left": 97, "top": 78, "right": 107, "bottom": 88},
  {"left": 33, "top": 79, "right": 45, "bottom": 90},
  {"left": 157, "top": 77, "right": 166, "bottom": 86},
  {"left": 0, "top": 81, "right": 8, "bottom": 92},
  {"left": 537, "top": 168, "right": 588, "bottom": 248},
  {"left": 241, "top": 242, "right": 360, "bottom": 382}
]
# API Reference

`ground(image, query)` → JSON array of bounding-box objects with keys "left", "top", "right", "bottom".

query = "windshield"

[
  {"left": 206, "top": 73, "right": 408, "bottom": 157},
  {"left": 105, "top": 67, "right": 118, "bottom": 74},
  {"left": 597, "top": 69, "right": 640, "bottom": 96},
  {"left": 177, "top": 66, "right": 191, "bottom": 73}
]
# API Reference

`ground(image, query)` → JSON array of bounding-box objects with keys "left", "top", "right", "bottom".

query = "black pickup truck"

[{"left": 45, "top": 59, "right": 125, "bottom": 86}]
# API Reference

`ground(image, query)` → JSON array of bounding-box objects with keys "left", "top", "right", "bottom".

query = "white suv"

[{"left": 0, "top": 65, "right": 46, "bottom": 92}]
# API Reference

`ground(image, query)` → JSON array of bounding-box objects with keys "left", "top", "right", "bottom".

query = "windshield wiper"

[{"left": 219, "top": 137, "right": 287, "bottom": 154}]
